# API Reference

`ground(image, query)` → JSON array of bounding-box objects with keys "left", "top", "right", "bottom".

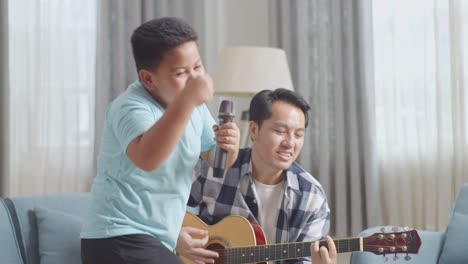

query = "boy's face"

[
  {"left": 146, "top": 41, "right": 204, "bottom": 106},
  {"left": 250, "top": 101, "right": 306, "bottom": 171}
]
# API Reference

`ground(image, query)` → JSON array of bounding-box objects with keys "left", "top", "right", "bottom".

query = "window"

[{"left": 7, "top": 0, "right": 97, "bottom": 195}]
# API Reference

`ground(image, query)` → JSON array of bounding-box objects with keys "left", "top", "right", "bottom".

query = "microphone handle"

[{"left": 213, "top": 114, "right": 234, "bottom": 178}]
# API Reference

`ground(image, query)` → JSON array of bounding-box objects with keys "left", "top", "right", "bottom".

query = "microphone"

[{"left": 213, "top": 100, "right": 235, "bottom": 178}]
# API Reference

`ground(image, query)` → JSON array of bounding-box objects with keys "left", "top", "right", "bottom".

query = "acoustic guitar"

[{"left": 181, "top": 212, "right": 421, "bottom": 264}]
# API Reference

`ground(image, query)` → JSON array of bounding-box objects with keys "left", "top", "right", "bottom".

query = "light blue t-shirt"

[{"left": 81, "top": 81, "right": 216, "bottom": 250}]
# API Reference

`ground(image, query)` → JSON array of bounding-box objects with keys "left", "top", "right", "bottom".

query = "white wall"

[
  {"left": 201, "top": 0, "right": 271, "bottom": 73},
  {"left": 207, "top": 0, "right": 271, "bottom": 138},
  {"left": 223, "top": 0, "right": 271, "bottom": 47}
]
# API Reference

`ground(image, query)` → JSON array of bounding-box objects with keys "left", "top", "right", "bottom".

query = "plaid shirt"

[{"left": 188, "top": 148, "right": 330, "bottom": 264}]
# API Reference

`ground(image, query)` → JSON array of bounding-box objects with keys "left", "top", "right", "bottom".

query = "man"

[{"left": 176, "top": 89, "right": 337, "bottom": 264}]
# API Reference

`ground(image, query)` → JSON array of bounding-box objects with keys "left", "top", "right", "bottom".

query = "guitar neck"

[{"left": 223, "top": 237, "right": 362, "bottom": 263}]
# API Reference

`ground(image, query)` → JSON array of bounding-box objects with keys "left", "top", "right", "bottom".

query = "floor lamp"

[{"left": 212, "top": 46, "right": 294, "bottom": 147}]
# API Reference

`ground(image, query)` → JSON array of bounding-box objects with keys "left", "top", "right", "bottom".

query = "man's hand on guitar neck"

[
  {"left": 176, "top": 226, "right": 219, "bottom": 264},
  {"left": 311, "top": 235, "right": 338, "bottom": 264}
]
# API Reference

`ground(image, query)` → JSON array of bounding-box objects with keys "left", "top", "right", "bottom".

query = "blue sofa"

[
  {"left": 2, "top": 184, "right": 467, "bottom": 264},
  {"left": 0, "top": 193, "right": 91, "bottom": 264},
  {"left": 0, "top": 192, "right": 196, "bottom": 264},
  {"left": 351, "top": 183, "right": 468, "bottom": 264}
]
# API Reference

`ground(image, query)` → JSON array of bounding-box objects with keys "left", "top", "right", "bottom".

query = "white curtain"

[
  {"left": 270, "top": 0, "right": 381, "bottom": 237},
  {"left": 373, "top": 0, "right": 468, "bottom": 231},
  {"left": 6, "top": 0, "right": 97, "bottom": 196}
]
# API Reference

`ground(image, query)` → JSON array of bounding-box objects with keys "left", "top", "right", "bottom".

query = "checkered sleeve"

[
  {"left": 299, "top": 197, "right": 330, "bottom": 264},
  {"left": 187, "top": 159, "right": 210, "bottom": 207},
  {"left": 286, "top": 186, "right": 331, "bottom": 264},
  {"left": 285, "top": 208, "right": 330, "bottom": 263},
  {"left": 301, "top": 196, "right": 330, "bottom": 241}
]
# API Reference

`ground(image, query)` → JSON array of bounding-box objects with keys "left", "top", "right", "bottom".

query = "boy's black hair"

[
  {"left": 131, "top": 17, "right": 198, "bottom": 72},
  {"left": 249, "top": 88, "right": 311, "bottom": 128}
]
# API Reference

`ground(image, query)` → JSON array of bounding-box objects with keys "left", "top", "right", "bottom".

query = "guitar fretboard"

[{"left": 223, "top": 238, "right": 361, "bottom": 263}]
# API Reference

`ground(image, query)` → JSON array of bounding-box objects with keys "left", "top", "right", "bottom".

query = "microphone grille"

[{"left": 219, "top": 100, "right": 234, "bottom": 114}]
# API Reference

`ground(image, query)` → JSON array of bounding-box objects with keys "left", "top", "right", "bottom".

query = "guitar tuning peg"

[
  {"left": 404, "top": 226, "right": 410, "bottom": 231},
  {"left": 392, "top": 226, "right": 399, "bottom": 232},
  {"left": 393, "top": 254, "right": 399, "bottom": 261},
  {"left": 381, "top": 227, "right": 386, "bottom": 233},
  {"left": 383, "top": 256, "right": 389, "bottom": 262},
  {"left": 405, "top": 254, "right": 412, "bottom": 261}
]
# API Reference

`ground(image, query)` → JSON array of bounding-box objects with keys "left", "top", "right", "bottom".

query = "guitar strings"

[
  {"left": 202, "top": 233, "right": 415, "bottom": 259},
  {"left": 206, "top": 239, "right": 362, "bottom": 253}
]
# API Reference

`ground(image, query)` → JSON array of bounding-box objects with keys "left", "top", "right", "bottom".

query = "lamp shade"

[{"left": 212, "top": 46, "right": 294, "bottom": 95}]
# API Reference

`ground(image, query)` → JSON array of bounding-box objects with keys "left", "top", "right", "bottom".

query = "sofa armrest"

[
  {"left": 350, "top": 226, "right": 445, "bottom": 264},
  {"left": 0, "top": 200, "right": 25, "bottom": 264}
]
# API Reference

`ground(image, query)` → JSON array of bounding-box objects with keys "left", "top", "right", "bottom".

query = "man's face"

[
  {"left": 250, "top": 101, "right": 306, "bottom": 171},
  {"left": 145, "top": 41, "right": 205, "bottom": 106}
]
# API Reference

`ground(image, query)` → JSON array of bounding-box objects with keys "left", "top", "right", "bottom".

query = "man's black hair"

[{"left": 249, "top": 88, "right": 311, "bottom": 128}]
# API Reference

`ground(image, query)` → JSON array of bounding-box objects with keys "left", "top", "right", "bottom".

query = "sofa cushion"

[
  {"left": 8, "top": 193, "right": 91, "bottom": 264},
  {"left": 438, "top": 212, "right": 468, "bottom": 264},
  {"left": 452, "top": 184, "right": 468, "bottom": 215},
  {"left": 35, "top": 207, "right": 82, "bottom": 264}
]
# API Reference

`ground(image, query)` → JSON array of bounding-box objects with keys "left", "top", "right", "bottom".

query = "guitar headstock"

[{"left": 363, "top": 227, "right": 421, "bottom": 261}]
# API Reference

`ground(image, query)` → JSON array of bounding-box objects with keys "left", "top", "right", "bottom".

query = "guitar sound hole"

[{"left": 206, "top": 243, "right": 225, "bottom": 264}]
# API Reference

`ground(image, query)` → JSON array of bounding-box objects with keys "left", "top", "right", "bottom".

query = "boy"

[{"left": 81, "top": 17, "right": 240, "bottom": 264}]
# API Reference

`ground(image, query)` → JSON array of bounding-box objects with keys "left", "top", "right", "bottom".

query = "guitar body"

[{"left": 181, "top": 212, "right": 267, "bottom": 264}]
